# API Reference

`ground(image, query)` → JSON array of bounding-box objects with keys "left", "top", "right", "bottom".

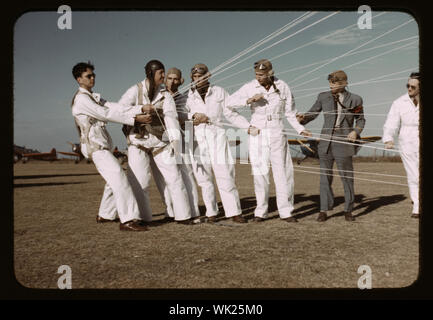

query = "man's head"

[
  {"left": 328, "top": 70, "right": 348, "bottom": 94},
  {"left": 191, "top": 63, "right": 211, "bottom": 89},
  {"left": 145, "top": 60, "right": 165, "bottom": 87},
  {"left": 407, "top": 72, "right": 420, "bottom": 98},
  {"left": 165, "top": 67, "right": 184, "bottom": 93},
  {"left": 72, "top": 62, "right": 95, "bottom": 91},
  {"left": 254, "top": 59, "right": 274, "bottom": 87}
]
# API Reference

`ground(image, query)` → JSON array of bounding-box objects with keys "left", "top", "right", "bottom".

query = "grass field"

[{"left": 13, "top": 159, "right": 419, "bottom": 289}]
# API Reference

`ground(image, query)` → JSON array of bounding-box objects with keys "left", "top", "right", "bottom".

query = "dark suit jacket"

[{"left": 302, "top": 90, "right": 366, "bottom": 157}]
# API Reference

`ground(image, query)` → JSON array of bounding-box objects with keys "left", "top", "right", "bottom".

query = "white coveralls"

[
  {"left": 182, "top": 85, "right": 246, "bottom": 218},
  {"left": 227, "top": 78, "right": 306, "bottom": 219},
  {"left": 158, "top": 92, "right": 200, "bottom": 218},
  {"left": 71, "top": 87, "right": 143, "bottom": 223},
  {"left": 118, "top": 80, "right": 192, "bottom": 222},
  {"left": 383, "top": 93, "right": 420, "bottom": 214}
]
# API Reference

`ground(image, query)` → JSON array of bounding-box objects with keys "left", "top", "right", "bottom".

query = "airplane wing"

[{"left": 58, "top": 151, "right": 80, "bottom": 157}]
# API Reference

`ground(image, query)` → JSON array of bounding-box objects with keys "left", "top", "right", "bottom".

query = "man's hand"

[
  {"left": 248, "top": 125, "right": 260, "bottom": 136},
  {"left": 247, "top": 94, "right": 264, "bottom": 105},
  {"left": 141, "top": 104, "right": 154, "bottom": 114},
  {"left": 300, "top": 130, "right": 312, "bottom": 137},
  {"left": 384, "top": 141, "right": 394, "bottom": 149},
  {"left": 135, "top": 114, "right": 153, "bottom": 124},
  {"left": 192, "top": 113, "right": 209, "bottom": 126},
  {"left": 296, "top": 113, "right": 306, "bottom": 124},
  {"left": 347, "top": 130, "right": 358, "bottom": 142}
]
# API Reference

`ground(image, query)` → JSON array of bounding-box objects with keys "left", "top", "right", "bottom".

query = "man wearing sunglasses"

[
  {"left": 297, "top": 70, "right": 366, "bottom": 222},
  {"left": 71, "top": 61, "right": 152, "bottom": 231},
  {"left": 227, "top": 59, "right": 311, "bottom": 223},
  {"left": 118, "top": 60, "right": 195, "bottom": 225},
  {"left": 181, "top": 63, "right": 248, "bottom": 223},
  {"left": 383, "top": 72, "right": 420, "bottom": 218}
]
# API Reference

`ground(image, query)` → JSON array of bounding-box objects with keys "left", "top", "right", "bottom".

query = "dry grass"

[{"left": 13, "top": 159, "right": 418, "bottom": 289}]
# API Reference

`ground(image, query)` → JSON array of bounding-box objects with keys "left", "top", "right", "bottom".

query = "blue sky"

[{"left": 13, "top": 10, "right": 419, "bottom": 157}]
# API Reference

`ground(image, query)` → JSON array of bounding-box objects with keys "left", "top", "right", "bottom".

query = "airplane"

[
  {"left": 57, "top": 141, "right": 97, "bottom": 164},
  {"left": 19, "top": 148, "right": 58, "bottom": 163},
  {"left": 288, "top": 136, "right": 382, "bottom": 164},
  {"left": 57, "top": 141, "right": 88, "bottom": 164}
]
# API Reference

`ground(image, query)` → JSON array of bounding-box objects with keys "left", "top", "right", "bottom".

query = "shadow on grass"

[
  {"left": 14, "top": 182, "right": 85, "bottom": 188},
  {"left": 326, "top": 194, "right": 406, "bottom": 219},
  {"left": 14, "top": 173, "right": 98, "bottom": 179}
]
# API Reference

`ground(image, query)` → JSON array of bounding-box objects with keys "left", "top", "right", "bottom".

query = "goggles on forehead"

[
  {"left": 254, "top": 62, "right": 267, "bottom": 70},
  {"left": 191, "top": 67, "right": 208, "bottom": 74}
]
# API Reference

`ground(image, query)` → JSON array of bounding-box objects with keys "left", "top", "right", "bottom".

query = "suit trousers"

[
  {"left": 249, "top": 129, "right": 295, "bottom": 219},
  {"left": 93, "top": 149, "right": 141, "bottom": 223},
  {"left": 319, "top": 142, "right": 355, "bottom": 213},
  {"left": 400, "top": 150, "right": 419, "bottom": 214},
  {"left": 127, "top": 144, "right": 192, "bottom": 221}
]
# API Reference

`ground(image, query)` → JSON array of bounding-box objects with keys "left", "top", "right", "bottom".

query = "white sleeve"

[
  {"left": 118, "top": 85, "right": 138, "bottom": 106},
  {"left": 74, "top": 94, "right": 141, "bottom": 126},
  {"left": 162, "top": 94, "right": 182, "bottom": 142},
  {"left": 222, "top": 89, "right": 250, "bottom": 129},
  {"left": 284, "top": 87, "right": 305, "bottom": 134},
  {"left": 183, "top": 93, "right": 195, "bottom": 120},
  {"left": 383, "top": 101, "right": 401, "bottom": 143},
  {"left": 226, "top": 84, "right": 250, "bottom": 109}
]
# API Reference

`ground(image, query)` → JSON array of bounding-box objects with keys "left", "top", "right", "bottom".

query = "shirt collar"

[
  {"left": 190, "top": 84, "right": 213, "bottom": 98},
  {"left": 79, "top": 87, "right": 101, "bottom": 102},
  {"left": 253, "top": 78, "right": 280, "bottom": 92}
]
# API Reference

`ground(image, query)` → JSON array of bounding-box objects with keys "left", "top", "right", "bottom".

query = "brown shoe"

[
  {"left": 282, "top": 216, "right": 298, "bottom": 223},
  {"left": 253, "top": 217, "right": 266, "bottom": 223},
  {"left": 232, "top": 215, "right": 247, "bottom": 223},
  {"left": 119, "top": 220, "right": 148, "bottom": 231},
  {"left": 160, "top": 216, "right": 175, "bottom": 223},
  {"left": 411, "top": 213, "right": 420, "bottom": 219},
  {"left": 96, "top": 215, "right": 119, "bottom": 223},
  {"left": 206, "top": 216, "right": 218, "bottom": 223},
  {"left": 317, "top": 211, "right": 327, "bottom": 222},
  {"left": 344, "top": 211, "right": 355, "bottom": 221},
  {"left": 176, "top": 218, "right": 199, "bottom": 225}
]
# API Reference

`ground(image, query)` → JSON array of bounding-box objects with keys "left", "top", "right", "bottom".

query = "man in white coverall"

[
  {"left": 383, "top": 72, "right": 420, "bottom": 218},
  {"left": 227, "top": 59, "right": 311, "bottom": 223},
  {"left": 118, "top": 60, "right": 195, "bottom": 225},
  {"left": 182, "top": 63, "right": 248, "bottom": 223},
  {"left": 71, "top": 61, "right": 149, "bottom": 231},
  {"left": 158, "top": 67, "right": 201, "bottom": 221}
]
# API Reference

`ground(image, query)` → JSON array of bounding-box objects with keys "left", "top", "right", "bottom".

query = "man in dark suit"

[{"left": 297, "top": 70, "right": 365, "bottom": 222}]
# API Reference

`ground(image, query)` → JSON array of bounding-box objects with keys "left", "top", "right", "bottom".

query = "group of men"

[{"left": 71, "top": 58, "right": 420, "bottom": 232}]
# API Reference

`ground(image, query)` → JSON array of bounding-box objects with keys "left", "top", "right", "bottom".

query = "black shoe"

[
  {"left": 253, "top": 217, "right": 266, "bottom": 223},
  {"left": 119, "top": 220, "right": 148, "bottom": 231},
  {"left": 411, "top": 213, "right": 420, "bottom": 219}
]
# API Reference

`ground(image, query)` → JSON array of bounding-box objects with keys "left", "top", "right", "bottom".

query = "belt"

[
  {"left": 266, "top": 114, "right": 282, "bottom": 121},
  {"left": 134, "top": 144, "right": 169, "bottom": 157}
]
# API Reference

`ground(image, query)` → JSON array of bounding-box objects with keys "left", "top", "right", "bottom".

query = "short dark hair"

[
  {"left": 72, "top": 61, "right": 94, "bottom": 79},
  {"left": 409, "top": 72, "right": 420, "bottom": 80}
]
